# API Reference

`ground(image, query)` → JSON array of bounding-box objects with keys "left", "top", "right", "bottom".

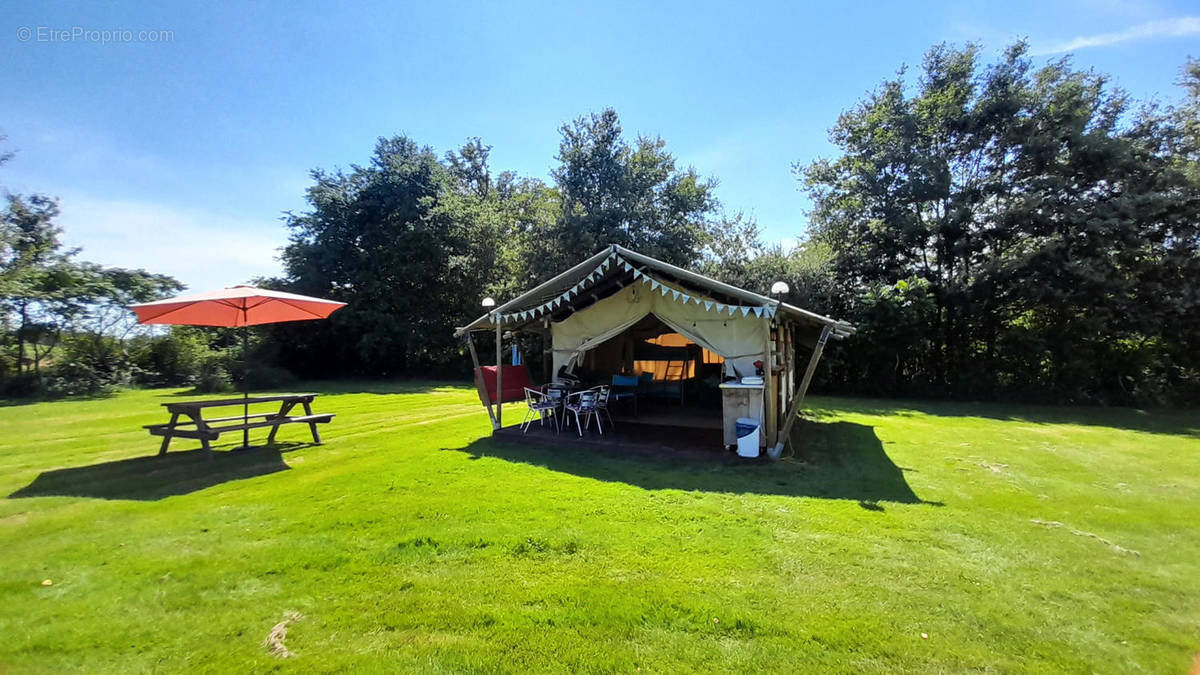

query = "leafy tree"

[
  {"left": 0, "top": 194, "right": 93, "bottom": 379},
  {"left": 273, "top": 135, "right": 557, "bottom": 376},
  {"left": 61, "top": 266, "right": 182, "bottom": 386},
  {"left": 801, "top": 42, "right": 1200, "bottom": 404},
  {"left": 546, "top": 109, "right": 718, "bottom": 273},
  {"left": 0, "top": 192, "right": 183, "bottom": 393},
  {"left": 277, "top": 137, "right": 457, "bottom": 374}
]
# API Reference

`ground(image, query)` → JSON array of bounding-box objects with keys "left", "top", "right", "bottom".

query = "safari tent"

[{"left": 454, "top": 244, "right": 854, "bottom": 456}]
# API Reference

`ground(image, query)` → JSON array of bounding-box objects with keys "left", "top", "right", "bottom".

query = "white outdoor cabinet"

[{"left": 719, "top": 382, "right": 765, "bottom": 447}]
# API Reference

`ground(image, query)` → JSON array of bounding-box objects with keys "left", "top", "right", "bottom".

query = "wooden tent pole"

[
  {"left": 495, "top": 321, "right": 503, "bottom": 429},
  {"left": 771, "top": 325, "right": 833, "bottom": 458},
  {"left": 465, "top": 332, "right": 499, "bottom": 430},
  {"left": 764, "top": 320, "right": 777, "bottom": 448},
  {"left": 786, "top": 323, "right": 797, "bottom": 409}
]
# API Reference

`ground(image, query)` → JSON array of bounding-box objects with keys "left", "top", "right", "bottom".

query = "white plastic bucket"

[{"left": 735, "top": 417, "right": 760, "bottom": 458}]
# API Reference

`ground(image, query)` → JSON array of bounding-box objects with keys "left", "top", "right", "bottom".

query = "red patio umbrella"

[{"left": 130, "top": 285, "right": 346, "bottom": 449}]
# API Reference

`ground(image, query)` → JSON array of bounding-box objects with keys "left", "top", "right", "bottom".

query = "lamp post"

[
  {"left": 766, "top": 280, "right": 790, "bottom": 458},
  {"left": 481, "top": 297, "right": 502, "bottom": 427},
  {"left": 769, "top": 280, "right": 789, "bottom": 314}
]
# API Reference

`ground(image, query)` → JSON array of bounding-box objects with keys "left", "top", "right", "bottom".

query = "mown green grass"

[{"left": 0, "top": 383, "right": 1197, "bottom": 672}]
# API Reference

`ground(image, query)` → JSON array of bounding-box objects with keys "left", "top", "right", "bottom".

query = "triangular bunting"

[{"left": 704, "top": 301, "right": 714, "bottom": 311}]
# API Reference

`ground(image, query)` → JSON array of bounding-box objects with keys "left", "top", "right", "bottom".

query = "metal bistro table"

[{"left": 144, "top": 393, "right": 335, "bottom": 457}]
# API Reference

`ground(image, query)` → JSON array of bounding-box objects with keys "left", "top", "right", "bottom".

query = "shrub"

[
  {"left": 192, "top": 353, "right": 234, "bottom": 393},
  {"left": 2, "top": 373, "right": 42, "bottom": 398},
  {"left": 244, "top": 364, "right": 297, "bottom": 390},
  {"left": 136, "top": 329, "right": 211, "bottom": 385},
  {"left": 49, "top": 361, "right": 119, "bottom": 397}
]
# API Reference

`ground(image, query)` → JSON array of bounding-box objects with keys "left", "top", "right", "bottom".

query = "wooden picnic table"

[{"left": 145, "top": 393, "right": 335, "bottom": 457}]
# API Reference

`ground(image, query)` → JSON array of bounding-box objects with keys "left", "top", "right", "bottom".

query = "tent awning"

[{"left": 454, "top": 244, "right": 855, "bottom": 339}]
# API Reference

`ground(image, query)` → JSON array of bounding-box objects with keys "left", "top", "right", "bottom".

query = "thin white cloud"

[
  {"left": 55, "top": 194, "right": 286, "bottom": 292},
  {"left": 1033, "top": 16, "right": 1200, "bottom": 55}
]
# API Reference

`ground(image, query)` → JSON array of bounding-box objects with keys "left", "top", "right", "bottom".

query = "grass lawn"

[{"left": 1, "top": 382, "right": 1197, "bottom": 672}]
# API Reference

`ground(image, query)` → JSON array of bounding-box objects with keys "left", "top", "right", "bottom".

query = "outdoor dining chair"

[
  {"left": 593, "top": 384, "right": 615, "bottom": 429},
  {"left": 521, "top": 386, "right": 561, "bottom": 433},
  {"left": 543, "top": 384, "right": 570, "bottom": 431},
  {"left": 564, "top": 388, "right": 603, "bottom": 437}
]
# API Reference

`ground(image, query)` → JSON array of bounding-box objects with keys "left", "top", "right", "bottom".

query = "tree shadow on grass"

[
  {"left": 152, "top": 379, "right": 453, "bottom": 399},
  {"left": 447, "top": 418, "right": 939, "bottom": 509},
  {"left": 0, "top": 389, "right": 121, "bottom": 408},
  {"left": 7, "top": 443, "right": 309, "bottom": 501},
  {"left": 809, "top": 396, "right": 1200, "bottom": 438}
]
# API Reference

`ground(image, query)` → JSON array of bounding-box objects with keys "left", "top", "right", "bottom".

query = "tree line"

[
  {"left": 801, "top": 44, "right": 1199, "bottom": 404},
  {"left": 2, "top": 43, "right": 1197, "bottom": 405}
]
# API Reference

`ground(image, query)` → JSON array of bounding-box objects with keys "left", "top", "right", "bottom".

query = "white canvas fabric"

[{"left": 552, "top": 280, "right": 768, "bottom": 373}]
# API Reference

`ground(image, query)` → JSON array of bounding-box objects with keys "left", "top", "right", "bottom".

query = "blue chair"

[
  {"left": 611, "top": 374, "right": 639, "bottom": 417},
  {"left": 638, "top": 371, "right": 655, "bottom": 408}
]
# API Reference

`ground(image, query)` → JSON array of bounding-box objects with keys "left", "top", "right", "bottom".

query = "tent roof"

[{"left": 454, "top": 244, "right": 854, "bottom": 338}]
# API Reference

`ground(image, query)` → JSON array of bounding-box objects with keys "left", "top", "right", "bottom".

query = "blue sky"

[{"left": 2, "top": 0, "right": 1197, "bottom": 291}]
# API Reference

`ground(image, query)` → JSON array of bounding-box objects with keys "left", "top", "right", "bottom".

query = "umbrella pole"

[{"left": 242, "top": 323, "right": 250, "bottom": 450}]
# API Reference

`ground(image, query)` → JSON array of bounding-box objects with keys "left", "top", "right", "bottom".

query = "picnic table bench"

[{"left": 145, "top": 393, "right": 334, "bottom": 457}]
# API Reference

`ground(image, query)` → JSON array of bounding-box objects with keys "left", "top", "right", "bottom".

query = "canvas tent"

[{"left": 454, "top": 244, "right": 854, "bottom": 455}]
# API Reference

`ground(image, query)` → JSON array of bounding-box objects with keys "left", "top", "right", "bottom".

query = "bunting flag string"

[{"left": 496, "top": 253, "right": 778, "bottom": 324}]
